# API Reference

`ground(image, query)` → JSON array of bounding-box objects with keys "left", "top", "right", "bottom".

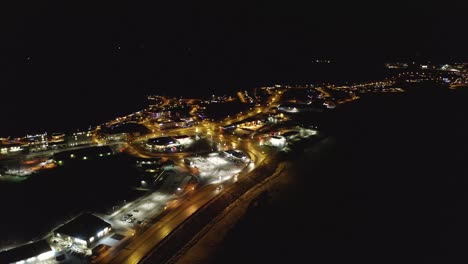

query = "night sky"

[{"left": 1, "top": 0, "right": 467, "bottom": 136}]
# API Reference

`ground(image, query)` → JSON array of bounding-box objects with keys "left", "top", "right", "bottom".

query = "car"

[
  {"left": 133, "top": 209, "right": 139, "bottom": 212},
  {"left": 184, "top": 158, "right": 193, "bottom": 166}
]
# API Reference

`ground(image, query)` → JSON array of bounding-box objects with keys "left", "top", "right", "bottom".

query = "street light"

[{"left": 207, "top": 131, "right": 213, "bottom": 151}]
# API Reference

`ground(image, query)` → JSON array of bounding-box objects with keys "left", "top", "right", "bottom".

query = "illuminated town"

[
  {"left": 3, "top": 0, "right": 468, "bottom": 262},
  {"left": 0, "top": 61, "right": 467, "bottom": 263}
]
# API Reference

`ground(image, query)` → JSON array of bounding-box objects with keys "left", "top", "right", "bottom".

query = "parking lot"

[
  {"left": 40, "top": 151, "right": 250, "bottom": 263},
  {"left": 184, "top": 151, "right": 249, "bottom": 184},
  {"left": 105, "top": 194, "right": 169, "bottom": 228}
]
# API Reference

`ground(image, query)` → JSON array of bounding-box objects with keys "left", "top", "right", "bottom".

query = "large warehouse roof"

[
  {"left": 0, "top": 239, "right": 52, "bottom": 263},
  {"left": 54, "top": 213, "right": 111, "bottom": 240}
]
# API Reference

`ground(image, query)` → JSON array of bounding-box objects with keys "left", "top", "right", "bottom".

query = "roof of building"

[
  {"left": 108, "top": 122, "right": 150, "bottom": 134},
  {"left": 173, "top": 135, "right": 191, "bottom": 139},
  {"left": 53, "top": 146, "right": 113, "bottom": 160},
  {"left": 0, "top": 239, "right": 52, "bottom": 263},
  {"left": 147, "top": 136, "right": 178, "bottom": 146},
  {"left": 54, "top": 213, "right": 111, "bottom": 241}
]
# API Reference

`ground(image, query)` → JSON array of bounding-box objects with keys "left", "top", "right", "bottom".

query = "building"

[
  {"left": 105, "top": 132, "right": 128, "bottom": 142},
  {"left": 157, "top": 120, "right": 186, "bottom": 130},
  {"left": 0, "top": 142, "right": 25, "bottom": 155},
  {"left": 145, "top": 136, "right": 181, "bottom": 152},
  {"left": 66, "top": 131, "right": 94, "bottom": 147},
  {"left": 263, "top": 135, "right": 286, "bottom": 148},
  {"left": 0, "top": 239, "right": 54, "bottom": 264},
  {"left": 53, "top": 213, "right": 112, "bottom": 248},
  {"left": 48, "top": 132, "right": 67, "bottom": 149},
  {"left": 24, "top": 133, "right": 48, "bottom": 152},
  {"left": 173, "top": 135, "right": 193, "bottom": 145},
  {"left": 135, "top": 157, "right": 163, "bottom": 172}
]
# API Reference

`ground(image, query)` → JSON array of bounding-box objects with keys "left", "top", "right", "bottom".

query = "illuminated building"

[
  {"left": 53, "top": 213, "right": 112, "bottom": 248},
  {"left": 66, "top": 130, "right": 94, "bottom": 147},
  {"left": 24, "top": 133, "right": 48, "bottom": 152},
  {"left": 173, "top": 135, "right": 193, "bottom": 145},
  {"left": 105, "top": 132, "right": 128, "bottom": 142},
  {"left": 145, "top": 136, "right": 181, "bottom": 152},
  {"left": 157, "top": 120, "right": 187, "bottom": 130},
  {"left": 0, "top": 142, "right": 25, "bottom": 155},
  {"left": 48, "top": 132, "right": 67, "bottom": 149},
  {"left": 0, "top": 239, "right": 54, "bottom": 264}
]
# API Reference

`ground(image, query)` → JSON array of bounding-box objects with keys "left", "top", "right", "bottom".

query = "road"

[
  {"left": 0, "top": 92, "right": 281, "bottom": 263},
  {"left": 95, "top": 94, "right": 274, "bottom": 263},
  {"left": 94, "top": 95, "right": 280, "bottom": 263},
  {"left": 97, "top": 178, "right": 230, "bottom": 263},
  {"left": 95, "top": 152, "right": 268, "bottom": 264}
]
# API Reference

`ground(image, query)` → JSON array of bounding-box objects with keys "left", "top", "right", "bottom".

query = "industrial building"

[
  {"left": 53, "top": 213, "right": 112, "bottom": 248},
  {"left": 0, "top": 239, "right": 54, "bottom": 264}
]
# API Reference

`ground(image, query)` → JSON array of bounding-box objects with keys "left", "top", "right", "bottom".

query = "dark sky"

[{"left": 1, "top": 0, "right": 467, "bottom": 136}]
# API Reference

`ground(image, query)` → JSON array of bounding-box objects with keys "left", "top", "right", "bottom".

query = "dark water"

[{"left": 211, "top": 88, "right": 468, "bottom": 263}]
